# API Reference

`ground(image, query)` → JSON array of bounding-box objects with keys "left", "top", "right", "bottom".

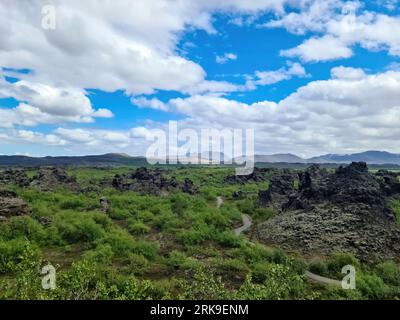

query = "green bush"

[
  {"left": 132, "top": 240, "right": 159, "bottom": 260},
  {"left": 84, "top": 244, "right": 114, "bottom": 265},
  {"left": 327, "top": 252, "right": 359, "bottom": 277},
  {"left": 236, "top": 264, "right": 306, "bottom": 300},
  {"left": 375, "top": 261, "right": 400, "bottom": 286},
  {"left": 54, "top": 211, "right": 107, "bottom": 244},
  {"left": 127, "top": 253, "right": 149, "bottom": 275},
  {"left": 0, "top": 216, "right": 47, "bottom": 243},
  {"left": 357, "top": 274, "right": 388, "bottom": 299},
  {"left": 309, "top": 260, "right": 328, "bottom": 276},
  {"left": 0, "top": 239, "right": 40, "bottom": 274},
  {"left": 100, "top": 228, "right": 135, "bottom": 256},
  {"left": 215, "top": 231, "right": 242, "bottom": 248},
  {"left": 128, "top": 221, "right": 150, "bottom": 235},
  {"left": 166, "top": 250, "right": 200, "bottom": 271},
  {"left": 59, "top": 198, "right": 85, "bottom": 210}
]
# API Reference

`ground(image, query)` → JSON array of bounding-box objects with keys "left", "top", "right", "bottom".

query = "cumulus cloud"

[
  {"left": 0, "top": 0, "right": 295, "bottom": 95},
  {"left": 330, "top": 66, "right": 366, "bottom": 80},
  {"left": 281, "top": 35, "right": 353, "bottom": 62},
  {"left": 0, "top": 73, "right": 113, "bottom": 127},
  {"left": 4, "top": 68, "right": 400, "bottom": 157},
  {"left": 216, "top": 53, "right": 238, "bottom": 64},
  {"left": 131, "top": 97, "right": 168, "bottom": 111},
  {"left": 268, "top": 0, "right": 400, "bottom": 62},
  {"left": 247, "top": 62, "right": 307, "bottom": 86},
  {"left": 143, "top": 68, "right": 400, "bottom": 156}
]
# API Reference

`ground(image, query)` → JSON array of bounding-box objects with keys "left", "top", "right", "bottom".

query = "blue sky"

[{"left": 1, "top": 0, "right": 400, "bottom": 157}]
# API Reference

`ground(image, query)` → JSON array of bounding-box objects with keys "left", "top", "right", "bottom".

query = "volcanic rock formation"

[
  {"left": 109, "top": 167, "right": 198, "bottom": 196},
  {"left": 0, "top": 190, "right": 31, "bottom": 219},
  {"left": 30, "top": 167, "right": 79, "bottom": 191},
  {"left": 256, "top": 162, "right": 400, "bottom": 262}
]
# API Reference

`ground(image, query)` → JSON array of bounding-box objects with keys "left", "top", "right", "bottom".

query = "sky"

[{"left": 0, "top": 0, "right": 400, "bottom": 157}]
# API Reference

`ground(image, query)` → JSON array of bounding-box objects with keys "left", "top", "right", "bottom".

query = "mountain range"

[{"left": 1, "top": 151, "right": 400, "bottom": 167}]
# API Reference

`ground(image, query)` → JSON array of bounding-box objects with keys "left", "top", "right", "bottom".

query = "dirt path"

[
  {"left": 305, "top": 271, "right": 342, "bottom": 287},
  {"left": 216, "top": 196, "right": 342, "bottom": 288},
  {"left": 234, "top": 214, "right": 252, "bottom": 236}
]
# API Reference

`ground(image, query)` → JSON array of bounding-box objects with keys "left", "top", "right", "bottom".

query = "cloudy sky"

[{"left": 1, "top": 0, "right": 400, "bottom": 157}]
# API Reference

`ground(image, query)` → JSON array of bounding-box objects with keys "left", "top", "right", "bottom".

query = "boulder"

[
  {"left": 0, "top": 190, "right": 30, "bottom": 218},
  {"left": 224, "top": 168, "right": 267, "bottom": 185},
  {"left": 0, "top": 169, "right": 30, "bottom": 187},
  {"left": 110, "top": 167, "right": 198, "bottom": 196},
  {"left": 30, "top": 167, "right": 79, "bottom": 191}
]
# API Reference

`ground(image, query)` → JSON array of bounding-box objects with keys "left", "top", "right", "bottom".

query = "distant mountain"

[
  {"left": 255, "top": 153, "right": 305, "bottom": 163},
  {"left": 308, "top": 151, "right": 400, "bottom": 164},
  {"left": 0, "top": 153, "right": 147, "bottom": 167},
  {"left": 1, "top": 150, "right": 400, "bottom": 167}
]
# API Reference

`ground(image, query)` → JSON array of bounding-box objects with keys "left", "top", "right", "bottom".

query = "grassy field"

[{"left": 0, "top": 166, "right": 400, "bottom": 300}]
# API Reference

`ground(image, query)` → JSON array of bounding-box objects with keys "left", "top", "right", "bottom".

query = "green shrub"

[
  {"left": 166, "top": 251, "right": 200, "bottom": 271},
  {"left": 170, "top": 193, "right": 190, "bottom": 215},
  {"left": 327, "top": 252, "right": 359, "bottom": 277},
  {"left": 54, "top": 211, "right": 107, "bottom": 244},
  {"left": 59, "top": 198, "right": 85, "bottom": 210},
  {"left": 128, "top": 221, "right": 150, "bottom": 235},
  {"left": 375, "top": 261, "right": 400, "bottom": 286},
  {"left": 177, "top": 268, "right": 228, "bottom": 300},
  {"left": 215, "top": 231, "right": 242, "bottom": 248},
  {"left": 84, "top": 244, "right": 114, "bottom": 265},
  {"left": 100, "top": 228, "right": 135, "bottom": 256},
  {"left": 214, "top": 258, "right": 249, "bottom": 273},
  {"left": 127, "top": 253, "right": 149, "bottom": 275},
  {"left": 179, "top": 225, "right": 211, "bottom": 246},
  {"left": 357, "top": 273, "right": 388, "bottom": 299},
  {"left": 0, "top": 239, "right": 40, "bottom": 273},
  {"left": 309, "top": 260, "right": 328, "bottom": 276},
  {"left": 0, "top": 216, "right": 47, "bottom": 243},
  {"left": 132, "top": 240, "right": 159, "bottom": 260},
  {"left": 236, "top": 264, "right": 306, "bottom": 300}
]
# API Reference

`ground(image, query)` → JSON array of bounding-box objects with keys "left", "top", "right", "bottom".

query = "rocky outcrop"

[
  {"left": 256, "top": 162, "right": 400, "bottom": 262},
  {"left": 224, "top": 168, "right": 267, "bottom": 185},
  {"left": 258, "top": 170, "right": 298, "bottom": 209},
  {"left": 109, "top": 167, "right": 198, "bottom": 196},
  {"left": 181, "top": 178, "right": 198, "bottom": 195},
  {"left": 0, "top": 169, "right": 30, "bottom": 187},
  {"left": 30, "top": 167, "right": 79, "bottom": 191},
  {"left": 0, "top": 190, "right": 31, "bottom": 219}
]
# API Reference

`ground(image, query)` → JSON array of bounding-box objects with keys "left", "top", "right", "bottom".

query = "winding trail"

[
  {"left": 234, "top": 214, "right": 252, "bottom": 236},
  {"left": 216, "top": 196, "right": 343, "bottom": 288}
]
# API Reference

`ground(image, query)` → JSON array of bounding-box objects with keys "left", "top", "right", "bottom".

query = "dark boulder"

[
  {"left": 110, "top": 167, "right": 198, "bottom": 196},
  {"left": 181, "top": 178, "right": 198, "bottom": 195},
  {"left": 0, "top": 190, "right": 31, "bottom": 218},
  {"left": 224, "top": 168, "right": 266, "bottom": 185},
  {"left": 0, "top": 169, "right": 30, "bottom": 187},
  {"left": 30, "top": 167, "right": 79, "bottom": 191}
]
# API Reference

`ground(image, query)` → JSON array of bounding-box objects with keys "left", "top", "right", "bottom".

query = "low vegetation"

[{"left": 0, "top": 166, "right": 399, "bottom": 300}]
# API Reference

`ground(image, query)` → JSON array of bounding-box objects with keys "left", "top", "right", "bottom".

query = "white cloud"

[
  {"left": 268, "top": 0, "right": 400, "bottom": 62},
  {"left": 216, "top": 52, "right": 238, "bottom": 64},
  {"left": 4, "top": 68, "right": 400, "bottom": 157},
  {"left": 0, "top": 0, "right": 294, "bottom": 96},
  {"left": 281, "top": 35, "right": 353, "bottom": 62},
  {"left": 131, "top": 97, "right": 168, "bottom": 111},
  {"left": 0, "top": 73, "right": 113, "bottom": 127},
  {"left": 246, "top": 62, "right": 307, "bottom": 86},
  {"left": 330, "top": 66, "right": 366, "bottom": 80},
  {"left": 147, "top": 68, "right": 400, "bottom": 156}
]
